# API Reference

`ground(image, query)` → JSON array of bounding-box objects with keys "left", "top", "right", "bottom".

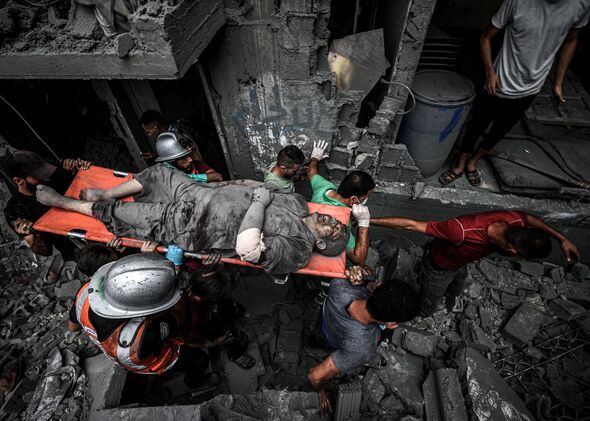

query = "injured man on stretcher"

[{"left": 35, "top": 164, "right": 348, "bottom": 274}]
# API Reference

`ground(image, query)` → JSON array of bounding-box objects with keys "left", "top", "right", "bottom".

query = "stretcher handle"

[{"left": 118, "top": 238, "right": 259, "bottom": 268}]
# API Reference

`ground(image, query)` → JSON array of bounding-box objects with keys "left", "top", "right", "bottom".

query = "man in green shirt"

[
  {"left": 264, "top": 145, "right": 306, "bottom": 192},
  {"left": 308, "top": 141, "right": 375, "bottom": 265}
]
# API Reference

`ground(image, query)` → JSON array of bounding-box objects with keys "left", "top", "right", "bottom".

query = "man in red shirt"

[{"left": 370, "top": 210, "right": 579, "bottom": 316}]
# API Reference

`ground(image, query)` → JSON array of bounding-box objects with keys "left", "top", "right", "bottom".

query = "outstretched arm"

[
  {"left": 235, "top": 187, "right": 273, "bottom": 263},
  {"left": 524, "top": 213, "right": 579, "bottom": 262},
  {"left": 553, "top": 28, "right": 580, "bottom": 107},
  {"left": 369, "top": 216, "right": 428, "bottom": 233}
]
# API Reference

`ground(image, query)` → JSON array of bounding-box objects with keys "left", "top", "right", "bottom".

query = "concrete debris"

[
  {"left": 274, "top": 306, "right": 302, "bottom": 369},
  {"left": 376, "top": 346, "right": 425, "bottom": 417},
  {"left": 571, "top": 263, "right": 590, "bottom": 281},
  {"left": 54, "top": 279, "right": 82, "bottom": 301},
  {"left": 503, "top": 297, "right": 545, "bottom": 345},
  {"left": 563, "top": 280, "right": 590, "bottom": 306},
  {"left": 422, "top": 368, "right": 468, "bottom": 421},
  {"left": 84, "top": 354, "right": 126, "bottom": 417},
  {"left": 394, "top": 326, "right": 438, "bottom": 357},
  {"left": 456, "top": 348, "right": 535, "bottom": 421},
  {"left": 518, "top": 261, "right": 545, "bottom": 277},
  {"left": 116, "top": 33, "right": 135, "bottom": 58},
  {"left": 361, "top": 369, "right": 386, "bottom": 409},
  {"left": 548, "top": 297, "right": 586, "bottom": 321},
  {"left": 71, "top": 4, "right": 100, "bottom": 39},
  {"left": 461, "top": 320, "right": 497, "bottom": 353},
  {"left": 335, "top": 382, "right": 362, "bottom": 421}
]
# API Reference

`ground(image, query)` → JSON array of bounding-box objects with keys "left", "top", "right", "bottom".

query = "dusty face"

[
  {"left": 278, "top": 163, "right": 301, "bottom": 179},
  {"left": 314, "top": 213, "right": 346, "bottom": 240},
  {"left": 174, "top": 155, "right": 193, "bottom": 171},
  {"left": 142, "top": 123, "right": 165, "bottom": 139}
]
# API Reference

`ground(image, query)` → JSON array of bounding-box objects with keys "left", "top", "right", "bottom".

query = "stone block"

[
  {"left": 84, "top": 354, "right": 126, "bottom": 418},
  {"left": 398, "top": 165, "right": 422, "bottom": 184},
  {"left": 338, "top": 125, "right": 363, "bottom": 146},
  {"left": 380, "top": 144, "right": 408, "bottom": 166},
  {"left": 352, "top": 153, "right": 374, "bottom": 170},
  {"left": 368, "top": 116, "right": 390, "bottom": 137},
  {"left": 478, "top": 259, "right": 538, "bottom": 295},
  {"left": 116, "top": 33, "right": 135, "bottom": 58},
  {"left": 478, "top": 306, "right": 494, "bottom": 330},
  {"left": 422, "top": 368, "right": 468, "bottom": 421},
  {"left": 378, "top": 163, "right": 400, "bottom": 182},
  {"left": 361, "top": 369, "right": 386, "bottom": 407},
  {"left": 466, "top": 321, "right": 496, "bottom": 353},
  {"left": 563, "top": 281, "right": 590, "bottom": 306},
  {"left": 326, "top": 163, "right": 348, "bottom": 183},
  {"left": 400, "top": 327, "right": 438, "bottom": 357},
  {"left": 503, "top": 299, "right": 545, "bottom": 345},
  {"left": 518, "top": 261, "right": 545, "bottom": 277},
  {"left": 549, "top": 298, "right": 585, "bottom": 321},
  {"left": 376, "top": 347, "right": 425, "bottom": 416},
  {"left": 71, "top": 4, "right": 99, "bottom": 39},
  {"left": 455, "top": 348, "right": 535, "bottom": 421},
  {"left": 572, "top": 263, "right": 590, "bottom": 281},
  {"left": 329, "top": 146, "right": 353, "bottom": 167},
  {"left": 54, "top": 280, "right": 82, "bottom": 301}
]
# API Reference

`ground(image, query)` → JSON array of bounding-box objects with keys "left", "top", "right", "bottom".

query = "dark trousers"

[
  {"left": 418, "top": 249, "right": 467, "bottom": 316},
  {"left": 460, "top": 92, "right": 537, "bottom": 154}
]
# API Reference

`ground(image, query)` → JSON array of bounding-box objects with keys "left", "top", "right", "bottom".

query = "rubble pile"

[
  {"left": 359, "top": 245, "right": 590, "bottom": 420},
  {"left": 0, "top": 241, "right": 96, "bottom": 420}
]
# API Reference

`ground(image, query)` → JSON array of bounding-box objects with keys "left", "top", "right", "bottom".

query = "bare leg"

[
  {"left": 452, "top": 152, "right": 470, "bottom": 175},
  {"left": 37, "top": 185, "right": 94, "bottom": 216},
  {"left": 466, "top": 147, "right": 488, "bottom": 172},
  {"left": 80, "top": 179, "right": 143, "bottom": 202}
]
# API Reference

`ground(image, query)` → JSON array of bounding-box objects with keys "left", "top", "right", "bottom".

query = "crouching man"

[
  {"left": 67, "top": 253, "right": 253, "bottom": 388},
  {"left": 307, "top": 267, "right": 421, "bottom": 414}
]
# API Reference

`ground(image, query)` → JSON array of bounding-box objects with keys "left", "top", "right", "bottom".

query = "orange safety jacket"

[{"left": 74, "top": 283, "right": 183, "bottom": 374}]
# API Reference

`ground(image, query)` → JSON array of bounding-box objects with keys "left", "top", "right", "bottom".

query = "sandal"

[
  {"left": 229, "top": 353, "right": 256, "bottom": 369},
  {"left": 438, "top": 169, "right": 463, "bottom": 185},
  {"left": 465, "top": 169, "right": 481, "bottom": 186}
]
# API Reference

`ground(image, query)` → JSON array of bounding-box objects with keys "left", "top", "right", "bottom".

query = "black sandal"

[
  {"left": 465, "top": 169, "right": 481, "bottom": 186},
  {"left": 439, "top": 169, "right": 463, "bottom": 185},
  {"left": 229, "top": 353, "right": 256, "bottom": 369}
]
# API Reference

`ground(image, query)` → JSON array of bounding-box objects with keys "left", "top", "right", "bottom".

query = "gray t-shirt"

[
  {"left": 492, "top": 0, "right": 590, "bottom": 98},
  {"left": 93, "top": 165, "right": 315, "bottom": 274},
  {"left": 323, "top": 279, "right": 379, "bottom": 373}
]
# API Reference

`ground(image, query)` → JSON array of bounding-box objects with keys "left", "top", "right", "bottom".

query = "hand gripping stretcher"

[{"left": 33, "top": 166, "right": 350, "bottom": 279}]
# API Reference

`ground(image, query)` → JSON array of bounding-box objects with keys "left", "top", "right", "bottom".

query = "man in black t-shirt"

[{"left": 1, "top": 150, "right": 91, "bottom": 260}]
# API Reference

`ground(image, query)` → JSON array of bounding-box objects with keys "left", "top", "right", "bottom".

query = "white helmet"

[
  {"left": 154, "top": 132, "right": 190, "bottom": 162},
  {"left": 88, "top": 253, "right": 181, "bottom": 319}
]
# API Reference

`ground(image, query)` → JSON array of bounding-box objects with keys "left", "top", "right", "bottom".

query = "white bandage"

[{"left": 236, "top": 228, "right": 266, "bottom": 263}]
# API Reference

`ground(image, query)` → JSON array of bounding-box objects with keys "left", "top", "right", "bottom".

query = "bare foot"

[
  {"left": 80, "top": 188, "right": 105, "bottom": 202},
  {"left": 36, "top": 185, "right": 67, "bottom": 207}
]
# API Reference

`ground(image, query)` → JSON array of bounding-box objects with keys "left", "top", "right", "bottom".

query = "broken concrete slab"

[
  {"left": 549, "top": 298, "right": 586, "bottom": 321},
  {"left": 477, "top": 259, "right": 538, "bottom": 295},
  {"left": 571, "top": 263, "right": 590, "bottom": 281},
  {"left": 464, "top": 321, "right": 497, "bottom": 353},
  {"left": 361, "top": 369, "right": 386, "bottom": 407},
  {"left": 563, "top": 281, "right": 590, "bottom": 307},
  {"left": 422, "top": 368, "right": 468, "bottom": 421},
  {"left": 456, "top": 348, "right": 535, "bottom": 421},
  {"left": 54, "top": 280, "right": 81, "bottom": 301},
  {"left": 84, "top": 354, "right": 126, "bottom": 419},
  {"left": 376, "top": 347, "right": 425, "bottom": 417},
  {"left": 518, "top": 261, "right": 545, "bottom": 277},
  {"left": 400, "top": 327, "right": 438, "bottom": 358},
  {"left": 71, "top": 4, "right": 100, "bottom": 39},
  {"left": 503, "top": 298, "right": 545, "bottom": 345},
  {"left": 116, "top": 33, "right": 135, "bottom": 58}
]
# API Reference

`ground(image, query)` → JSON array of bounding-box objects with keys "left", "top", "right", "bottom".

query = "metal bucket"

[{"left": 398, "top": 70, "right": 475, "bottom": 177}]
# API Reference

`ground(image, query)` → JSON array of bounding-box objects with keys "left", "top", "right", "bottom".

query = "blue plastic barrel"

[{"left": 398, "top": 70, "right": 475, "bottom": 177}]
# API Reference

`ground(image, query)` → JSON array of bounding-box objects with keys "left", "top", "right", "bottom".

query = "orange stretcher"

[{"left": 33, "top": 166, "right": 350, "bottom": 278}]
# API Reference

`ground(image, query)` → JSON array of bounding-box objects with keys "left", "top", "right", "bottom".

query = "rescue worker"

[
  {"left": 263, "top": 145, "right": 306, "bottom": 192},
  {"left": 154, "top": 132, "right": 222, "bottom": 183},
  {"left": 68, "top": 253, "right": 211, "bottom": 387}
]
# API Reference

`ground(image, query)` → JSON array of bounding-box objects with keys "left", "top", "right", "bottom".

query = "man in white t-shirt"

[{"left": 440, "top": 0, "right": 590, "bottom": 187}]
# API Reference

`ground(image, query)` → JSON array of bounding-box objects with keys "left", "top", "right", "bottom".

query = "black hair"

[
  {"left": 140, "top": 110, "right": 166, "bottom": 126},
  {"left": 77, "top": 243, "right": 118, "bottom": 276},
  {"left": 188, "top": 269, "right": 232, "bottom": 301},
  {"left": 506, "top": 227, "right": 552, "bottom": 259},
  {"left": 366, "top": 280, "right": 420, "bottom": 323},
  {"left": 337, "top": 170, "right": 375, "bottom": 198},
  {"left": 0, "top": 153, "right": 25, "bottom": 179},
  {"left": 315, "top": 222, "right": 348, "bottom": 257},
  {"left": 276, "top": 145, "right": 305, "bottom": 166}
]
